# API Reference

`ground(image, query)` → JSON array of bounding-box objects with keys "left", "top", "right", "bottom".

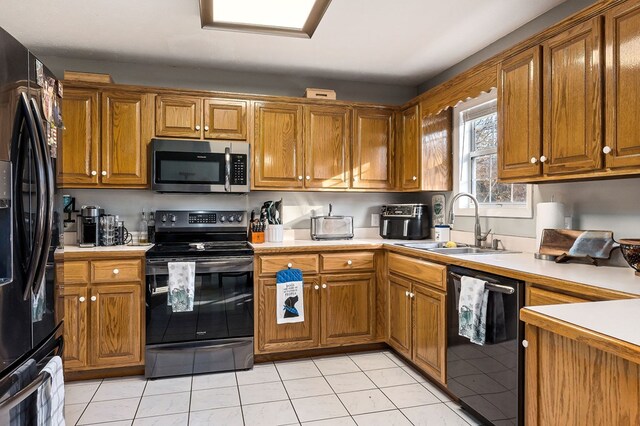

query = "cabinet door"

[
  {"left": 303, "top": 105, "right": 351, "bottom": 189},
  {"left": 101, "top": 91, "right": 153, "bottom": 186},
  {"left": 605, "top": 0, "right": 640, "bottom": 169},
  {"left": 422, "top": 108, "right": 452, "bottom": 191},
  {"left": 498, "top": 47, "right": 542, "bottom": 180},
  {"left": 400, "top": 106, "right": 420, "bottom": 190},
  {"left": 321, "top": 273, "right": 375, "bottom": 345},
  {"left": 253, "top": 102, "right": 304, "bottom": 188},
  {"left": 155, "top": 95, "right": 202, "bottom": 138},
  {"left": 90, "top": 284, "right": 143, "bottom": 368},
  {"left": 388, "top": 275, "right": 412, "bottom": 358},
  {"left": 59, "top": 87, "right": 100, "bottom": 186},
  {"left": 352, "top": 107, "right": 395, "bottom": 189},
  {"left": 542, "top": 18, "right": 603, "bottom": 175},
  {"left": 257, "top": 278, "right": 320, "bottom": 353},
  {"left": 60, "top": 286, "right": 89, "bottom": 370},
  {"left": 203, "top": 99, "right": 247, "bottom": 140},
  {"left": 412, "top": 283, "right": 446, "bottom": 384}
]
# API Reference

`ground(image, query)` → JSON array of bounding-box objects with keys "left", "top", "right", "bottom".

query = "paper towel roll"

[{"left": 536, "top": 202, "right": 565, "bottom": 250}]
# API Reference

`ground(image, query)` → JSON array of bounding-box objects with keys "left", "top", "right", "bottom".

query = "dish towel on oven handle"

[
  {"left": 36, "top": 355, "right": 65, "bottom": 426},
  {"left": 167, "top": 262, "right": 195, "bottom": 312},
  {"left": 458, "top": 276, "right": 489, "bottom": 345},
  {"left": 276, "top": 268, "right": 304, "bottom": 324}
]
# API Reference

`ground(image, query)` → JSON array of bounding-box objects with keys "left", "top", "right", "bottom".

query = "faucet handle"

[{"left": 479, "top": 229, "right": 492, "bottom": 241}]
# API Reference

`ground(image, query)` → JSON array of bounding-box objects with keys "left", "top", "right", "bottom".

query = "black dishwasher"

[{"left": 447, "top": 266, "right": 524, "bottom": 426}]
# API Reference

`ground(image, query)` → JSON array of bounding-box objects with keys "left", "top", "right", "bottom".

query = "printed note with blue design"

[{"left": 276, "top": 268, "right": 304, "bottom": 324}]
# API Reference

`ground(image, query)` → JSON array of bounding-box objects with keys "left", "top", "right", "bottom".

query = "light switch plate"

[{"left": 371, "top": 213, "right": 380, "bottom": 227}]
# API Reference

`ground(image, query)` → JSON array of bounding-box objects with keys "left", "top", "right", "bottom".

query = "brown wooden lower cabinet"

[
  {"left": 56, "top": 256, "right": 145, "bottom": 373},
  {"left": 525, "top": 284, "right": 590, "bottom": 306},
  {"left": 387, "top": 273, "right": 446, "bottom": 384}
]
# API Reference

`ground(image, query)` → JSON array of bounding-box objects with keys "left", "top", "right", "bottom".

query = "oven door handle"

[{"left": 224, "top": 147, "right": 231, "bottom": 192}]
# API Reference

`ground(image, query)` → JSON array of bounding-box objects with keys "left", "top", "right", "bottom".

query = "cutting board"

[{"left": 539, "top": 229, "right": 617, "bottom": 260}]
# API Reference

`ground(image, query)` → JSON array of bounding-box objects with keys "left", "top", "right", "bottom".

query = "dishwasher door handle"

[{"left": 449, "top": 272, "right": 515, "bottom": 294}]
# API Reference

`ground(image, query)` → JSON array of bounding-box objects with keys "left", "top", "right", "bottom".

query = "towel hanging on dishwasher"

[
  {"left": 276, "top": 268, "right": 304, "bottom": 324},
  {"left": 458, "top": 276, "right": 489, "bottom": 345}
]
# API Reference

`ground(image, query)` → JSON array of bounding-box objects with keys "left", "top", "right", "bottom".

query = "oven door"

[{"left": 145, "top": 256, "right": 254, "bottom": 346}]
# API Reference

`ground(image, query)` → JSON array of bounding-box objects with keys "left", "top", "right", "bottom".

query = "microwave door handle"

[
  {"left": 224, "top": 147, "right": 231, "bottom": 192},
  {"left": 29, "top": 98, "right": 54, "bottom": 297}
]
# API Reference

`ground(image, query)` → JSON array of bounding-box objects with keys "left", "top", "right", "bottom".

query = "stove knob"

[
  {"left": 170, "top": 214, "right": 176, "bottom": 223},
  {"left": 228, "top": 216, "right": 236, "bottom": 223},
  {"left": 220, "top": 215, "right": 226, "bottom": 223},
  {"left": 236, "top": 214, "right": 244, "bottom": 223},
  {"left": 161, "top": 214, "right": 167, "bottom": 223}
]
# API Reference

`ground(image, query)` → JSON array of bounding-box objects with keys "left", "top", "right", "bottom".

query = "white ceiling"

[{"left": 0, "top": 0, "right": 566, "bottom": 85}]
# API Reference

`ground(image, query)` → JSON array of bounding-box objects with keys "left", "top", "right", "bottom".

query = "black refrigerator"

[{"left": 0, "top": 25, "right": 62, "bottom": 387}]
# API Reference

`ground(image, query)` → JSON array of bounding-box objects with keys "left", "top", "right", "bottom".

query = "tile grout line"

[
  {"left": 273, "top": 360, "right": 302, "bottom": 425},
  {"left": 234, "top": 370, "right": 247, "bottom": 426},
  {"left": 71, "top": 378, "right": 103, "bottom": 426}
]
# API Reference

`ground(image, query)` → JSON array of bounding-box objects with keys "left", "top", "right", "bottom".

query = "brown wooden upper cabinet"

[
  {"left": 304, "top": 105, "right": 351, "bottom": 189},
  {"left": 352, "top": 107, "right": 395, "bottom": 190},
  {"left": 60, "top": 87, "right": 153, "bottom": 188},
  {"left": 400, "top": 105, "right": 420, "bottom": 190},
  {"left": 497, "top": 46, "right": 542, "bottom": 180},
  {"left": 421, "top": 108, "right": 452, "bottom": 191},
  {"left": 253, "top": 101, "right": 304, "bottom": 188},
  {"left": 155, "top": 94, "right": 247, "bottom": 140},
  {"left": 542, "top": 17, "right": 603, "bottom": 175},
  {"left": 604, "top": 0, "right": 640, "bottom": 169}
]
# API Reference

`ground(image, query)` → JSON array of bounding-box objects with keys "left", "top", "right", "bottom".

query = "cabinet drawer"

[
  {"left": 388, "top": 253, "right": 446, "bottom": 291},
  {"left": 526, "top": 285, "right": 590, "bottom": 306},
  {"left": 91, "top": 259, "right": 142, "bottom": 283},
  {"left": 58, "top": 261, "right": 90, "bottom": 284},
  {"left": 321, "top": 252, "right": 374, "bottom": 272},
  {"left": 258, "top": 255, "right": 319, "bottom": 276}
]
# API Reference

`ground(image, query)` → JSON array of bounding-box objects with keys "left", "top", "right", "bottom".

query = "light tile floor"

[{"left": 64, "top": 350, "right": 482, "bottom": 426}]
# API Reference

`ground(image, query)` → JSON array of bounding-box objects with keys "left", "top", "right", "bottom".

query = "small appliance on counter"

[
  {"left": 380, "top": 204, "right": 430, "bottom": 240},
  {"left": 310, "top": 204, "right": 353, "bottom": 240},
  {"left": 76, "top": 205, "right": 104, "bottom": 247}
]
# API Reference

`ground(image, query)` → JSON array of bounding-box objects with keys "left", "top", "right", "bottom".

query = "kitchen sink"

[{"left": 397, "top": 242, "right": 519, "bottom": 255}]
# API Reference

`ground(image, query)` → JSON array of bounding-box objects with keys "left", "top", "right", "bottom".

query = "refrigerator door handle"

[
  {"left": 14, "top": 93, "right": 47, "bottom": 301},
  {"left": 29, "top": 98, "right": 53, "bottom": 298}
]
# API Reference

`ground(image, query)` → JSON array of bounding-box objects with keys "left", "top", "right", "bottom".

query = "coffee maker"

[
  {"left": 77, "top": 206, "right": 104, "bottom": 247},
  {"left": 379, "top": 204, "right": 431, "bottom": 239}
]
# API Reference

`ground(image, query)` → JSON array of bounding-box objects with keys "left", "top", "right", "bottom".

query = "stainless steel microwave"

[{"left": 151, "top": 139, "right": 250, "bottom": 193}]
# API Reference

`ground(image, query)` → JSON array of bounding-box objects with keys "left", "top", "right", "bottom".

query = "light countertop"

[
  {"left": 524, "top": 299, "right": 640, "bottom": 347},
  {"left": 58, "top": 244, "right": 154, "bottom": 254}
]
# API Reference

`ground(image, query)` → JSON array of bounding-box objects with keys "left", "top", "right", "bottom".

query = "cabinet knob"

[
  {"left": 530, "top": 157, "right": 537, "bottom": 164},
  {"left": 347, "top": 260, "right": 352, "bottom": 265},
  {"left": 353, "top": 177, "right": 359, "bottom": 182},
  {"left": 522, "top": 339, "right": 529, "bottom": 348},
  {"left": 322, "top": 284, "right": 327, "bottom": 289},
  {"left": 603, "top": 146, "right": 612, "bottom": 155},
  {"left": 113, "top": 268, "right": 119, "bottom": 275},
  {"left": 412, "top": 176, "right": 417, "bottom": 181},
  {"left": 91, "top": 170, "right": 97, "bottom": 176},
  {"left": 101, "top": 171, "right": 107, "bottom": 176},
  {"left": 410, "top": 292, "right": 415, "bottom": 298},
  {"left": 79, "top": 296, "right": 86, "bottom": 302},
  {"left": 405, "top": 290, "right": 410, "bottom": 297},
  {"left": 306, "top": 176, "right": 310, "bottom": 180},
  {"left": 287, "top": 263, "right": 292, "bottom": 268},
  {"left": 314, "top": 285, "right": 319, "bottom": 290},
  {"left": 195, "top": 125, "right": 201, "bottom": 131},
  {"left": 91, "top": 296, "right": 97, "bottom": 302},
  {"left": 298, "top": 176, "right": 303, "bottom": 181},
  {"left": 539, "top": 156, "right": 547, "bottom": 163},
  {"left": 204, "top": 125, "right": 209, "bottom": 131}
]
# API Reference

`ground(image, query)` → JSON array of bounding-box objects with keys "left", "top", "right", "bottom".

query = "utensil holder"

[{"left": 266, "top": 224, "right": 284, "bottom": 243}]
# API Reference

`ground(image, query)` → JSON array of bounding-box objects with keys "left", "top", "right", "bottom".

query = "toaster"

[{"left": 310, "top": 204, "right": 354, "bottom": 240}]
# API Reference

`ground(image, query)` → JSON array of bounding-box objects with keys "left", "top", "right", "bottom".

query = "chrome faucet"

[{"left": 447, "top": 192, "right": 491, "bottom": 248}]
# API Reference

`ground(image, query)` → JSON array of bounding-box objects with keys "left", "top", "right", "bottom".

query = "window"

[{"left": 453, "top": 90, "right": 532, "bottom": 218}]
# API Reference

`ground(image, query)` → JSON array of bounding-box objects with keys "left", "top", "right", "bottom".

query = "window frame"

[{"left": 452, "top": 89, "right": 533, "bottom": 219}]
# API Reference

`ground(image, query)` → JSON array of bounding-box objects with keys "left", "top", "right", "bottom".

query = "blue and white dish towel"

[
  {"left": 276, "top": 268, "right": 304, "bottom": 324},
  {"left": 167, "top": 262, "right": 195, "bottom": 312},
  {"left": 36, "top": 356, "right": 65, "bottom": 426},
  {"left": 458, "top": 276, "right": 489, "bottom": 345}
]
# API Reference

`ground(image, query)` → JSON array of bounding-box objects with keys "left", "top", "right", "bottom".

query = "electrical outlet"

[{"left": 371, "top": 213, "right": 380, "bottom": 227}]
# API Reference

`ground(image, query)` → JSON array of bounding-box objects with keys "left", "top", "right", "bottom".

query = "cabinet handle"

[
  {"left": 298, "top": 176, "right": 303, "bottom": 181},
  {"left": 287, "top": 263, "right": 292, "bottom": 268},
  {"left": 195, "top": 125, "right": 201, "bottom": 130},
  {"left": 91, "top": 170, "right": 97, "bottom": 176},
  {"left": 603, "top": 146, "right": 612, "bottom": 155},
  {"left": 322, "top": 284, "right": 327, "bottom": 289},
  {"left": 347, "top": 260, "right": 352, "bottom": 265},
  {"left": 353, "top": 176, "right": 359, "bottom": 182},
  {"left": 79, "top": 296, "right": 85, "bottom": 302},
  {"left": 204, "top": 125, "right": 209, "bottom": 131},
  {"left": 91, "top": 296, "right": 97, "bottom": 302},
  {"left": 314, "top": 285, "right": 319, "bottom": 290},
  {"left": 539, "top": 156, "right": 547, "bottom": 163},
  {"left": 530, "top": 157, "right": 537, "bottom": 164},
  {"left": 113, "top": 268, "right": 119, "bottom": 275},
  {"left": 306, "top": 176, "right": 310, "bottom": 180},
  {"left": 409, "top": 292, "right": 415, "bottom": 298},
  {"left": 412, "top": 176, "right": 417, "bottom": 181},
  {"left": 522, "top": 339, "right": 529, "bottom": 348},
  {"left": 405, "top": 290, "right": 410, "bottom": 297}
]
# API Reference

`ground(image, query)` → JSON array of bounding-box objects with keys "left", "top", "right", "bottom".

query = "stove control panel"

[{"left": 155, "top": 210, "right": 247, "bottom": 229}]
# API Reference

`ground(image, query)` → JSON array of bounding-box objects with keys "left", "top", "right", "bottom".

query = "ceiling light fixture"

[{"left": 199, "top": 0, "right": 332, "bottom": 38}]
